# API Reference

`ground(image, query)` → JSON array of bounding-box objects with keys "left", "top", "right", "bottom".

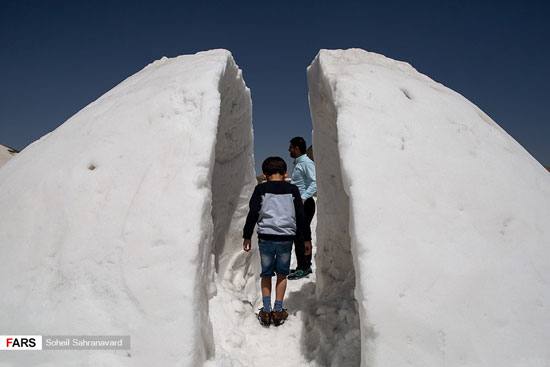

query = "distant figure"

[
  {"left": 287, "top": 136, "right": 317, "bottom": 280},
  {"left": 243, "top": 157, "right": 312, "bottom": 327}
]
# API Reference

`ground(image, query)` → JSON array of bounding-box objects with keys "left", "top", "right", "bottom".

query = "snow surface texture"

[
  {"left": 0, "top": 144, "right": 18, "bottom": 167},
  {"left": 308, "top": 48, "right": 550, "bottom": 367},
  {"left": 0, "top": 49, "right": 255, "bottom": 366}
]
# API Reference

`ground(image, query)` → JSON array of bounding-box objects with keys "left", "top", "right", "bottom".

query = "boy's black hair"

[
  {"left": 262, "top": 156, "right": 287, "bottom": 176},
  {"left": 290, "top": 136, "right": 307, "bottom": 154}
]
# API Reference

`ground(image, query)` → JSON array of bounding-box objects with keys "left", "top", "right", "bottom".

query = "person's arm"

[
  {"left": 242, "top": 186, "right": 261, "bottom": 251},
  {"left": 243, "top": 238, "right": 251, "bottom": 252},
  {"left": 301, "top": 161, "right": 317, "bottom": 200}
]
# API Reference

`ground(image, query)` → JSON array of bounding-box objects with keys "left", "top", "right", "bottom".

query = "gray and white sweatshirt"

[{"left": 243, "top": 181, "right": 311, "bottom": 242}]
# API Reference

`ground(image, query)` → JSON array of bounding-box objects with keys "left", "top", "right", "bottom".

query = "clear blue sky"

[{"left": 1, "top": 0, "right": 549, "bottom": 173}]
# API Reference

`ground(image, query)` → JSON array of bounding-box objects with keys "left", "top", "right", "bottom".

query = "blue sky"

[{"left": 1, "top": 0, "right": 548, "bottom": 173}]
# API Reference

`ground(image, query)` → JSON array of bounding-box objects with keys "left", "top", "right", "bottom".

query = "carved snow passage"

[{"left": 1, "top": 48, "right": 550, "bottom": 367}]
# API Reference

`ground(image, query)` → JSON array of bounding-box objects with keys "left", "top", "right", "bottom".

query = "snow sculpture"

[
  {"left": 308, "top": 49, "right": 550, "bottom": 367},
  {"left": 0, "top": 50, "right": 255, "bottom": 366}
]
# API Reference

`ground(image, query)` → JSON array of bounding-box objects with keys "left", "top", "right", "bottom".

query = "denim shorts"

[{"left": 258, "top": 239, "right": 293, "bottom": 277}]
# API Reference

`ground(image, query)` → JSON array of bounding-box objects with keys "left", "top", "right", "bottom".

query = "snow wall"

[
  {"left": 308, "top": 48, "right": 550, "bottom": 367},
  {"left": 0, "top": 49, "right": 255, "bottom": 366}
]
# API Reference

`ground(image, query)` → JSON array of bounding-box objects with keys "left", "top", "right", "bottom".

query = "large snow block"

[
  {"left": 308, "top": 49, "right": 550, "bottom": 367},
  {"left": 0, "top": 49, "right": 255, "bottom": 366}
]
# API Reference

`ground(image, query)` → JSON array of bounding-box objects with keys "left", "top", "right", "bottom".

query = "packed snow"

[
  {"left": 307, "top": 48, "right": 550, "bottom": 367},
  {"left": 0, "top": 49, "right": 255, "bottom": 366}
]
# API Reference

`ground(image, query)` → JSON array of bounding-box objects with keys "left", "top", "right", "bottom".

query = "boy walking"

[{"left": 243, "top": 157, "right": 312, "bottom": 326}]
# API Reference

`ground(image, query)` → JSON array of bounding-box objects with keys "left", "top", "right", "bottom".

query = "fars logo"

[{"left": 0, "top": 335, "right": 42, "bottom": 350}]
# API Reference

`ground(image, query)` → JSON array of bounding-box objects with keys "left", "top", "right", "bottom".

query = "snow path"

[
  {"left": 206, "top": 214, "right": 318, "bottom": 367},
  {"left": 207, "top": 195, "right": 362, "bottom": 367}
]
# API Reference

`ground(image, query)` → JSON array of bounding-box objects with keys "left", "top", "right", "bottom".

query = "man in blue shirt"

[{"left": 287, "top": 137, "right": 317, "bottom": 280}]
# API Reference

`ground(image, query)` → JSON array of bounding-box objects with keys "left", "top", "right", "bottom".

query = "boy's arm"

[
  {"left": 243, "top": 186, "right": 261, "bottom": 240},
  {"left": 243, "top": 238, "right": 251, "bottom": 252}
]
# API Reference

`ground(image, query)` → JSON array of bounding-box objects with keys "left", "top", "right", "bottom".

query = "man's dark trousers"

[{"left": 295, "top": 197, "right": 315, "bottom": 270}]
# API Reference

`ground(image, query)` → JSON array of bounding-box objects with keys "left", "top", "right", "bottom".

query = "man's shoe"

[
  {"left": 288, "top": 267, "right": 312, "bottom": 280},
  {"left": 271, "top": 309, "right": 288, "bottom": 326},
  {"left": 257, "top": 308, "right": 272, "bottom": 326}
]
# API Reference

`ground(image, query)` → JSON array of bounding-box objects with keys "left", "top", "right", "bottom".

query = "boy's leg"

[
  {"left": 275, "top": 274, "right": 287, "bottom": 301},
  {"left": 258, "top": 279, "right": 272, "bottom": 326},
  {"left": 258, "top": 239, "right": 276, "bottom": 317},
  {"left": 272, "top": 241, "right": 291, "bottom": 326},
  {"left": 261, "top": 277, "right": 272, "bottom": 297},
  {"left": 261, "top": 277, "right": 273, "bottom": 313},
  {"left": 273, "top": 241, "right": 292, "bottom": 312}
]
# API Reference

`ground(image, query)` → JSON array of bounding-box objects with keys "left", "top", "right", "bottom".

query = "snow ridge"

[
  {"left": 0, "top": 49, "right": 254, "bottom": 367},
  {"left": 308, "top": 48, "right": 550, "bottom": 367}
]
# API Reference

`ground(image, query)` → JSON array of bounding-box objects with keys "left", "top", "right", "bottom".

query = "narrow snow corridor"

[
  {"left": 206, "top": 59, "right": 361, "bottom": 366},
  {"left": 206, "top": 68, "right": 324, "bottom": 364}
]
